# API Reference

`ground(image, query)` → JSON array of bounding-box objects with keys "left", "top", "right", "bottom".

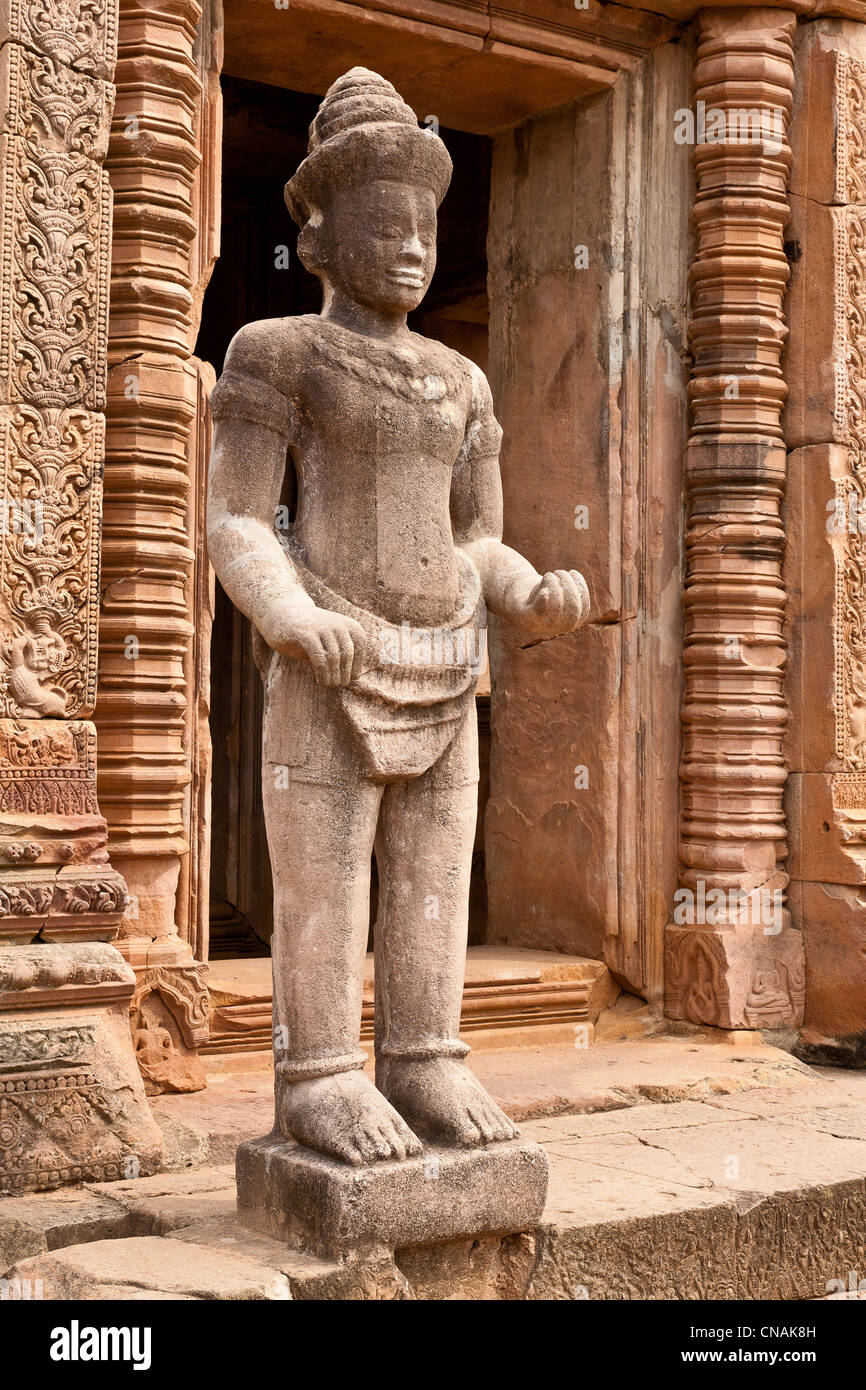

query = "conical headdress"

[{"left": 285, "top": 68, "right": 452, "bottom": 227}]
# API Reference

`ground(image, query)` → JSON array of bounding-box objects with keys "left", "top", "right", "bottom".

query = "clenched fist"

[{"left": 504, "top": 569, "right": 590, "bottom": 638}]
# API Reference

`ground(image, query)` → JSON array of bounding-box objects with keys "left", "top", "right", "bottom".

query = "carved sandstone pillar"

[
  {"left": 664, "top": 8, "right": 805, "bottom": 1030},
  {"left": 0, "top": 0, "right": 162, "bottom": 1189},
  {"left": 95, "top": 0, "right": 219, "bottom": 1092},
  {"left": 785, "top": 19, "right": 866, "bottom": 1063}
]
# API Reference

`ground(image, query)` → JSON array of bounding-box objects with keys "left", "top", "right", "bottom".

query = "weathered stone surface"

[
  {"left": 204, "top": 65, "right": 598, "bottom": 1245},
  {"left": 663, "top": 7, "right": 803, "bottom": 1031},
  {"left": 152, "top": 1038, "right": 811, "bottom": 1172},
  {"left": 236, "top": 1133, "right": 548, "bottom": 1259},
  {"left": 86, "top": 1166, "right": 238, "bottom": 1236},
  {"left": 7, "top": 1066, "right": 866, "bottom": 1301},
  {"left": 0, "top": 1188, "right": 132, "bottom": 1271},
  {"left": 152, "top": 1110, "right": 213, "bottom": 1173},
  {"left": 784, "top": 18, "right": 866, "bottom": 1061},
  {"left": 204, "top": 946, "right": 615, "bottom": 1057},
  {"left": 484, "top": 44, "right": 689, "bottom": 1000},
  {"left": 0, "top": 954, "right": 163, "bottom": 1195},
  {"left": 395, "top": 1231, "right": 537, "bottom": 1301},
  {"left": 5, "top": 1236, "right": 291, "bottom": 1300},
  {"left": 665, "top": 926, "right": 806, "bottom": 1031}
]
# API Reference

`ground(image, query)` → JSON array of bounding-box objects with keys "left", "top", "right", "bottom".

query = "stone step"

[
  {"left": 203, "top": 945, "right": 617, "bottom": 1056},
  {"left": 4, "top": 1059, "right": 866, "bottom": 1299}
]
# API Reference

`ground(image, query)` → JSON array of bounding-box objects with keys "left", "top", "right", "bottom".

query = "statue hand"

[
  {"left": 507, "top": 569, "right": 590, "bottom": 637},
  {"left": 257, "top": 603, "right": 367, "bottom": 686}
]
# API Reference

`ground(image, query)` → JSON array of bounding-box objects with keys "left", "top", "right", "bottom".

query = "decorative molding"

[
  {"left": 0, "top": 8, "right": 114, "bottom": 723},
  {"left": 831, "top": 206, "right": 866, "bottom": 783},
  {"left": 834, "top": 52, "right": 866, "bottom": 206},
  {"left": 0, "top": 718, "right": 98, "bottom": 816},
  {"left": 0, "top": 0, "right": 129, "bottom": 944},
  {"left": 0, "top": 1, "right": 161, "bottom": 1197},
  {"left": 665, "top": 924, "right": 805, "bottom": 1030},
  {"left": 98, "top": 0, "right": 204, "bottom": 875},
  {"left": 666, "top": 7, "right": 804, "bottom": 1029},
  {"left": 131, "top": 960, "right": 208, "bottom": 1047},
  {"left": 3, "top": 0, "right": 119, "bottom": 78},
  {"left": 92, "top": 0, "right": 219, "bottom": 1086},
  {"left": 0, "top": 941, "right": 134, "bottom": 1004}
]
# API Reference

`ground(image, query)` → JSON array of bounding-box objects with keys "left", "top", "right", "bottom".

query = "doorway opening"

[{"left": 196, "top": 74, "right": 493, "bottom": 958}]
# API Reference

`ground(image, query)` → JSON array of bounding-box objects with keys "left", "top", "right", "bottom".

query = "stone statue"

[{"left": 207, "top": 69, "right": 589, "bottom": 1176}]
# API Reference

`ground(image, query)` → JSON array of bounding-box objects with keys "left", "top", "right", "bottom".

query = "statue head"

[{"left": 285, "top": 68, "right": 453, "bottom": 315}]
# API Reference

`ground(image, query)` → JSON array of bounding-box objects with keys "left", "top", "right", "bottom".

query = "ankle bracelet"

[
  {"left": 276, "top": 1048, "right": 367, "bottom": 1083},
  {"left": 377, "top": 1039, "right": 469, "bottom": 1063}
]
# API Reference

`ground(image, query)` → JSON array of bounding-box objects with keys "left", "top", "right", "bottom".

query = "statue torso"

[{"left": 278, "top": 316, "right": 476, "bottom": 627}]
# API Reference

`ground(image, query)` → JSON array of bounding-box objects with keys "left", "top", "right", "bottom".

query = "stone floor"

[{"left": 4, "top": 1036, "right": 866, "bottom": 1299}]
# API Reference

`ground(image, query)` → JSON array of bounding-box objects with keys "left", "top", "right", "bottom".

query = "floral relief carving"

[
  {"left": 5, "top": 142, "right": 108, "bottom": 411},
  {"left": 0, "top": 720, "right": 98, "bottom": 817},
  {"left": 835, "top": 54, "right": 866, "bottom": 207},
  {"left": 0, "top": 0, "right": 112, "bottom": 725},
  {"left": 833, "top": 206, "right": 866, "bottom": 771},
  {"left": 0, "top": 407, "right": 100, "bottom": 718},
  {"left": 8, "top": 0, "right": 117, "bottom": 77}
]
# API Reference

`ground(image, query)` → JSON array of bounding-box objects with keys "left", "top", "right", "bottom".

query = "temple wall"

[
  {"left": 785, "top": 17, "right": 866, "bottom": 1062},
  {"left": 0, "top": 0, "right": 162, "bottom": 1189},
  {"left": 485, "top": 39, "right": 691, "bottom": 1000},
  {"left": 4, "top": 0, "right": 866, "bottom": 1142}
]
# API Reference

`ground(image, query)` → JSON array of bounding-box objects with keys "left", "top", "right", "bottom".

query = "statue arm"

[
  {"left": 451, "top": 363, "right": 590, "bottom": 636},
  {"left": 207, "top": 324, "right": 311, "bottom": 629},
  {"left": 206, "top": 325, "right": 366, "bottom": 686}
]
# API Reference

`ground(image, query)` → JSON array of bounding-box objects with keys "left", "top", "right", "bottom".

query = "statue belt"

[{"left": 274, "top": 539, "right": 486, "bottom": 777}]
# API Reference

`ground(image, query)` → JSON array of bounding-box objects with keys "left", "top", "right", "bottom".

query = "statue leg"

[
  {"left": 263, "top": 767, "right": 422, "bottom": 1165},
  {"left": 374, "top": 708, "right": 518, "bottom": 1147}
]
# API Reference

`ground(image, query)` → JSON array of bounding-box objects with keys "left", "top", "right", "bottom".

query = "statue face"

[{"left": 320, "top": 178, "right": 438, "bottom": 314}]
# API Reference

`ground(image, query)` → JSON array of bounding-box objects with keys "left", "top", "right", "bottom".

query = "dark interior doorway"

[{"left": 197, "top": 75, "right": 493, "bottom": 957}]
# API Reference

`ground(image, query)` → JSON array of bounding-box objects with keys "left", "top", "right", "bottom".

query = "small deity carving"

[{"left": 2, "top": 615, "right": 66, "bottom": 716}]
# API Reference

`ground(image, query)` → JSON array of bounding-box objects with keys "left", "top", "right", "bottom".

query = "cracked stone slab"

[
  {"left": 0, "top": 1188, "right": 133, "bottom": 1272},
  {"left": 5, "top": 1236, "right": 292, "bottom": 1300},
  {"left": 171, "top": 1216, "right": 417, "bottom": 1300},
  {"left": 525, "top": 1098, "right": 736, "bottom": 1142},
  {"left": 84, "top": 1166, "right": 238, "bottom": 1236},
  {"left": 157, "top": 1042, "right": 817, "bottom": 1175},
  {"left": 701, "top": 1071, "right": 866, "bottom": 1118},
  {"left": 772, "top": 1104, "right": 866, "bottom": 1142},
  {"left": 540, "top": 1150, "right": 734, "bottom": 1227},
  {"left": 548, "top": 1118, "right": 866, "bottom": 1200}
]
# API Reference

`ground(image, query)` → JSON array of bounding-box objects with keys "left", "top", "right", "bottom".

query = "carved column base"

[
  {"left": 0, "top": 720, "right": 128, "bottom": 943},
  {"left": 664, "top": 925, "right": 805, "bottom": 1030},
  {"left": 111, "top": 855, "right": 209, "bottom": 1094},
  {"left": 0, "top": 943, "right": 163, "bottom": 1195},
  {"left": 0, "top": 720, "right": 165, "bottom": 1186}
]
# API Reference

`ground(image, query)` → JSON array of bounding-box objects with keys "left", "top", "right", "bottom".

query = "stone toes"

[
  {"left": 404, "top": 1131, "right": 424, "bottom": 1157},
  {"left": 467, "top": 1104, "right": 496, "bottom": 1143},
  {"left": 372, "top": 1127, "right": 397, "bottom": 1160},
  {"left": 485, "top": 1106, "right": 517, "bottom": 1141},
  {"left": 350, "top": 1130, "right": 379, "bottom": 1164}
]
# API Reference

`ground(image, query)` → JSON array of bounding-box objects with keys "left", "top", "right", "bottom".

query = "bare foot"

[
  {"left": 379, "top": 1057, "right": 518, "bottom": 1147},
  {"left": 276, "top": 1069, "right": 423, "bottom": 1165}
]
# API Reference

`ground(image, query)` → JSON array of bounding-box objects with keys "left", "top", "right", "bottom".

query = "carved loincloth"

[{"left": 262, "top": 538, "right": 485, "bottom": 779}]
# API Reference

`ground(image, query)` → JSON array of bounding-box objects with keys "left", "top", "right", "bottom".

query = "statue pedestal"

[{"left": 236, "top": 1132, "right": 548, "bottom": 1259}]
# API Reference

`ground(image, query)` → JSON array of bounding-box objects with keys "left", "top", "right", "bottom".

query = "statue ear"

[{"left": 297, "top": 213, "right": 325, "bottom": 275}]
